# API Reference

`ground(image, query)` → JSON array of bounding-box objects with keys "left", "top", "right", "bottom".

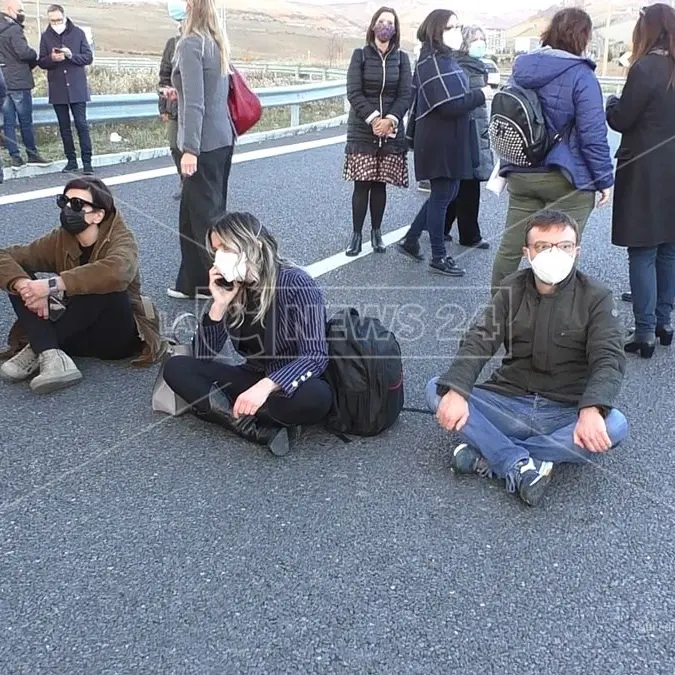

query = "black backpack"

[
  {"left": 323, "top": 308, "right": 404, "bottom": 437},
  {"left": 488, "top": 83, "right": 571, "bottom": 168}
]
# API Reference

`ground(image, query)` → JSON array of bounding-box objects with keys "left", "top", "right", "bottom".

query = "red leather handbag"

[{"left": 228, "top": 67, "right": 262, "bottom": 137}]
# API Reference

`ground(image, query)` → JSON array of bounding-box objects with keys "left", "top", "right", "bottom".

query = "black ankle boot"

[
  {"left": 656, "top": 326, "right": 674, "bottom": 346},
  {"left": 197, "top": 386, "right": 291, "bottom": 456},
  {"left": 371, "top": 228, "right": 386, "bottom": 253},
  {"left": 346, "top": 232, "right": 362, "bottom": 257},
  {"left": 624, "top": 334, "right": 655, "bottom": 359}
]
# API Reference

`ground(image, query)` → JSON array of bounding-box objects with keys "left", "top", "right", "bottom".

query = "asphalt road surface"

[{"left": 1, "top": 129, "right": 674, "bottom": 674}]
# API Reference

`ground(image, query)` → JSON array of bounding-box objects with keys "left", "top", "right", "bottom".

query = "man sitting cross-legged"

[{"left": 425, "top": 210, "right": 628, "bottom": 506}]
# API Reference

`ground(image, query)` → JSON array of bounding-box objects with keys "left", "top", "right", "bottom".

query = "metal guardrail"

[
  {"left": 93, "top": 57, "right": 347, "bottom": 81},
  {"left": 32, "top": 79, "right": 349, "bottom": 127},
  {"left": 31, "top": 68, "right": 625, "bottom": 128}
]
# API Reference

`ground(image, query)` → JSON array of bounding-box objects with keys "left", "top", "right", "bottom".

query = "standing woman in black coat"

[
  {"left": 396, "top": 9, "right": 491, "bottom": 277},
  {"left": 343, "top": 6, "right": 412, "bottom": 257},
  {"left": 606, "top": 2, "right": 675, "bottom": 359},
  {"left": 443, "top": 24, "right": 492, "bottom": 250}
]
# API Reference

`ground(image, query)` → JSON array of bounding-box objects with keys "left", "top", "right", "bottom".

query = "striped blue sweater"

[{"left": 193, "top": 266, "right": 329, "bottom": 396}]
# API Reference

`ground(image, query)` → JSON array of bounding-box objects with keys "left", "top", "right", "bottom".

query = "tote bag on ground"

[{"left": 151, "top": 313, "right": 197, "bottom": 417}]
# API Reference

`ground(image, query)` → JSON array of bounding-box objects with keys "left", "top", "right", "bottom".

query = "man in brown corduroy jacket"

[{"left": 0, "top": 176, "right": 167, "bottom": 394}]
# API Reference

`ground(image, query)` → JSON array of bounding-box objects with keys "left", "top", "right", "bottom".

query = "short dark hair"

[
  {"left": 47, "top": 4, "right": 65, "bottom": 14},
  {"left": 64, "top": 176, "right": 115, "bottom": 216},
  {"left": 416, "top": 9, "right": 456, "bottom": 51},
  {"left": 540, "top": 8, "right": 593, "bottom": 57},
  {"left": 366, "top": 6, "right": 401, "bottom": 49},
  {"left": 524, "top": 210, "right": 580, "bottom": 246}
]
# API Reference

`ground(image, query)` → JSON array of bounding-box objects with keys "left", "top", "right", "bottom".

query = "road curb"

[{"left": 1, "top": 115, "right": 348, "bottom": 182}]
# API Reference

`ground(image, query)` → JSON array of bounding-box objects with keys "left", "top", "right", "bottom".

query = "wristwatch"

[{"left": 48, "top": 277, "right": 59, "bottom": 296}]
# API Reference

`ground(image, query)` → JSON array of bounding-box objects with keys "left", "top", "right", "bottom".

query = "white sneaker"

[
  {"left": 0, "top": 344, "right": 40, "bottom": 381},
  {"left": 29, "top": 349, "right": 83, "bottom": 394}
]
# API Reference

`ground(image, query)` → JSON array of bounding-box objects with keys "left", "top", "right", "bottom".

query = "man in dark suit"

[{"left": 38, "top": 4, "right": 94, "bottom": 174}]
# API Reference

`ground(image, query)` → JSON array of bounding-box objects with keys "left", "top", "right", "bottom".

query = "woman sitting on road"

[
  {"left": 0, "top": 176, "right": 164, "bottom": 394},
  {"left": 397, "top": 9, "right": 492, "bottom": 278},
  {"left": 163, "top": 212, "right": 333, "bottom": 457},
  {"left": 343, "top": 5, "right": 412, "bottom": 257}
]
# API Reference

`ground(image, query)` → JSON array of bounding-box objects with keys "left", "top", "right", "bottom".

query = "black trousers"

[
  {"left": 9, "top": 291, "right": 142, "bottom": 359},
  {"left": 163, "top": 355, "right": 333, "bottom": 427},
  {"left": 167, "top": 117, "right": 181, "bottom": 176},
  {"left": 175, "top": 145, "right": 234, "bottom": 296},
  {"left": 444, "top": 179, "right": 483, "bottom": 245},
  {"left": 53, "top": 102, "right": 93, "bottom": 164}
]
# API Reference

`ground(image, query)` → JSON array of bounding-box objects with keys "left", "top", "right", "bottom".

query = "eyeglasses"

[
  {"left": 530, "top": 241, "right": 577, "bottom": 254},
  {"left": 56, "top": 194, "right": 96, "bottom": 212}
]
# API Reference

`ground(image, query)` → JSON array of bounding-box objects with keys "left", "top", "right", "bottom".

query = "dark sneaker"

[
  {"left": 11, "top": 156, "right": 25, "bottom": 168},
  {"left": 429, "top": 256, "right": 465, "bottom": 277},
  {"left": 82, "top": 163, "right": 94, "bottom": 175},
  {"left": 396, "top": 239, "right": 425, "bottom": 262},
  {"left": 27, "top": 153, "right": 51, "bottom": 166},
  {"left": 62, "top": 161, "right": 79, "bottom": 173},
  {"left": 417, "top": 180, "right": 431, "bottom": 192},
  {"left": 506, "top": 458, "right": 553, "bottom": 507},
  {"left": 450, "top": 443, "right": 494, "bottom": 477},
  {"left": 461, "top": 239, "right": 490, "bottom": 250}
]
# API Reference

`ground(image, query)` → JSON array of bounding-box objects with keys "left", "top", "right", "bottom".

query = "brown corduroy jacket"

[{"left": 0, "top": 209, "right": 167, "bottom": 366}]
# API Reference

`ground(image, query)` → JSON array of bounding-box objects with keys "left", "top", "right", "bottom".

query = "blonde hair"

[
  {"left": 182, "top": 0, "right": 231, "bottom": 73},
  {"left": 207, "top": 213, "right": 296, "bottom": 329}
]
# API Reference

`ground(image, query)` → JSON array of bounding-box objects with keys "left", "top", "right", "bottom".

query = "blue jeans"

[
  {"left": 406, "top": 178, "right": 459, "bottom": 262},
  {"left": 425, "top": 377, "right": 628, "bottom": 479},
  {"left": 2, "top": 90, "right": 38, "bottom": 159},
  {"left": 628, "top": 244, "right": 675, "bottom": 339}
]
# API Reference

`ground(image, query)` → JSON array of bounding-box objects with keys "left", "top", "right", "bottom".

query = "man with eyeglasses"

[{"left": 425, "top": 210, "right": 628, "bottom": 507}]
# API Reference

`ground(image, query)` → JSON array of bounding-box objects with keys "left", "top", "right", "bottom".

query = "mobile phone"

[
  {"left": 214, "top": 276, "right": 234, "bottom": 289},
  {"left": 48, "top": 295, "right": 67, "bottom": 321},
  {"left": 54, "top": 47, "right": 64, "bottom": 53}
]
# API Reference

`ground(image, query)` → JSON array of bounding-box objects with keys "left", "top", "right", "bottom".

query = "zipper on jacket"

[{"left": 378, "top": 49, "right": 390, "bottom": 149}]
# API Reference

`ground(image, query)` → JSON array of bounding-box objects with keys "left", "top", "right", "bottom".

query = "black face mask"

[
  {"left": 60, "top": 206, "right": 90, "bottom": 235},
  {"left": 15, "top": 11, "right": 25, "bottom": 25}
]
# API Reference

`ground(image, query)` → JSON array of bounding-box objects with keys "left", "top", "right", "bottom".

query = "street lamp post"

[{"left": 602, "top": 1, "right": 612, "bottom": 76}]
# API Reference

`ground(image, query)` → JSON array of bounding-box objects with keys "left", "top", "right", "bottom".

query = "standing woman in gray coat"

[
  {"left": 443, "top": 25, "right": 493, "bottom": 250},
  {"left": 167, "top": 0, "right": 234, "bottom": 300}
]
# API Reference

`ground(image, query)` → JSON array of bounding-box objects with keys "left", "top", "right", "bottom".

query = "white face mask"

[
  {"left": 528, "top": 246, "right": 576, "bottom": 286},
  {"left": 214, "top": 249, "right": 248, "bottom": 283},
  {"left": 52, "top": 19, "right": 67, "bottom": 34},
  {"left": 443, "top": 28, "right": 463, "bottom": 51}
]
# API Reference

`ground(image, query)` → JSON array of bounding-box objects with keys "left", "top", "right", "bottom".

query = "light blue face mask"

[
  {"left": 168, "top": 0, "right": 187, "bottom": 22},
  {"left": 469, "top": 39, "right": 487, "bottom": 59}
]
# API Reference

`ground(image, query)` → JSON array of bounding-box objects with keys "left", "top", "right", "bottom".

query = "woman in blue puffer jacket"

[{"left": 491, "top": 8, "right": 614, "bottom": 289}]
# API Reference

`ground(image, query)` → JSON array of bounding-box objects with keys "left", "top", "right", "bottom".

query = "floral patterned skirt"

[{"left": 343, "top": 151, "right": 409, "bottom": 188}]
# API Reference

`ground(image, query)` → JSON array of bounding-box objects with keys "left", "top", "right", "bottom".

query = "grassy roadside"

[
  {"left": 0, "top": 97, "right": 346, "bottom": 164},
  {"left": 31, "top": 66, "right": 303, "bottom": 97}
]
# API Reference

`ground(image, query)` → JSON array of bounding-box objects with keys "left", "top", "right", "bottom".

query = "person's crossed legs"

[{"left": 425, "top": 376, "right": 628, "bottom": 506}]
